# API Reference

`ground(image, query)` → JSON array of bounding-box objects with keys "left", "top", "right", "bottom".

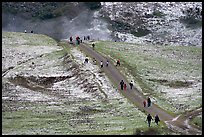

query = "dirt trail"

[{"left": 77, "top": 42, "right": 202, "bottom": 135}]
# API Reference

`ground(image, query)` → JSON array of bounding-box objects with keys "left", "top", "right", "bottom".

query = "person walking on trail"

[
  {"left": 106, "top": 60, "right": 109, "bottom": 67},
  {"left": 155, "top": 115, "right": 160, "bottom": 126},
  {"left": 70, "top": 36, "right": 73, "bottom": 44},
  {"left": 147, "top": 114, "right": 153, "bottom": 127},
  {"left": 116, "top": 59, "right": 120, "bottom": 66},
  {"left": 120, "top": 80, "right": 124, "bottom": 90},
  {"left": 92, "top": 43, "right": 95, "bottom": 50},
  {"left": 129, "top": 80, "right": 133, "bottom": 89},
  {"left": 100, "top": 61, "right": 103, "bottom": 68},
  {"left": 124, "top": 83, "right": 127, "bottom": 91},
  {"left": 84, "top": 57, "right": 89, "bottom": 63},
  {"left": 143, "top": 100, "right": 146, "bottom": 107},
  {"left": 93, "top": 58, "right": 97, "bottom": 64},
  {"left": 147, "top": 97, "right": 151, "bottom": 107},
  {"left": 76, "top": 36, "right": 80, "bottom": 45}
]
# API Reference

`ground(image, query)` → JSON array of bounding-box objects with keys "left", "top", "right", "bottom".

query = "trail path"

[{"left": 76, "top": 42, "right": 202, "bottom": 135}]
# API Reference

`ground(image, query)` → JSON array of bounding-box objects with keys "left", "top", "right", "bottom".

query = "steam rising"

[{"left": 2, "top": 9, "right": 112, "bottom": 41}]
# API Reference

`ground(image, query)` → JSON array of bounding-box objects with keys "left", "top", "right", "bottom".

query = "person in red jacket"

[
  {"left": 124, "top": 83, "right": 127, "bottom": 91},
  {"left": 116, "top": 59, "right": 120, "bottom": 66},
  {"left": 143, "top": 100, "right": 146, "bottom": 107}
]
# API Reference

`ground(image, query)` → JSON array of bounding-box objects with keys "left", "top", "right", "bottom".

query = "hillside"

[
  {"left": 2, "top": 2, "right": 202, "bottom": 46},
  {"left": 2, "top": 31, "right": 202, "bottom": 135},
  {"left": 3, "top": 31, "right": 180, "bottom": 135}
]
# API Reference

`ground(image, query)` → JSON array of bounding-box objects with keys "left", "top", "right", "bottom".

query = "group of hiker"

[
  {"left": 119, "top": 79, "right": 158, "bottom": 126},
  {"left": 24, "top": 29, "right": 33, "bottom": 33},
  {"left": 147, "top": 114, "right": 160, "bottom": 127},
  {"left": 80, "top": 39, "right": 160, "bottom": 128},
  {"left": 69, "top": 35, "right": 91, "bottom": 45},
  {"left": 119, "top": 80, "right": 133, "bottom": 91},
  {"left": 100, "top": 60, "right": 109, "bottom": 68}
]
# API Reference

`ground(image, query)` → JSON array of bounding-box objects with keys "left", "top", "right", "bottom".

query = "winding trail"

[{"left": 76, "top": 42, "right": 201, "bottom": 135}]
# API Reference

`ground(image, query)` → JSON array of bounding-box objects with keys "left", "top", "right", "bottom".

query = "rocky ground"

[{"left": 99, "top": 2, "right": 202, "bottom": 47}]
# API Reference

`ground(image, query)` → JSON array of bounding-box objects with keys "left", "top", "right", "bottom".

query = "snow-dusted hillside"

[{"left": 100, "top": 2, "right": 202, "bottom": 47}]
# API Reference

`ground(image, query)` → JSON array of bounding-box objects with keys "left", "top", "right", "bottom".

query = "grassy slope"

[
  {"left": 89, "top": 40, "right": 202, "bottom": 115},
  {"left": 2, "top": 32, "right": 176, "bottom": 135}
]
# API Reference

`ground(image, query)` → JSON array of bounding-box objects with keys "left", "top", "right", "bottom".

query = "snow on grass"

[
  {"left": 93, "top": 40, "right": 202, "bottom": 113},
  {"left": 2, "top": 31, "right": 61, "bottom": 71},
  {"left": 2, "top": 32, "right": 174, "bottom": 135}
]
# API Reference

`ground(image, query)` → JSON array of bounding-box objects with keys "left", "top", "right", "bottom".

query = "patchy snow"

[{"left": 101, "top": 2, "right": 202, "bottom": 47}]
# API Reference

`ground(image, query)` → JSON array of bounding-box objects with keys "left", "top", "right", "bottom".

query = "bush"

[
  {"left": 152, "top": 10, "right": 165, "bottom": 18},
  {"left": 180, "top": 7, "right": 202, "bottom": 29}
]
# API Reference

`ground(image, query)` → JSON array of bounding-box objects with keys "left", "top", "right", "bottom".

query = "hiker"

[
  {"left": 124, "top": 83, "right": 127, "bottom": 91},
  {"left": 84, "top": 36, "right": 86, "bottom": 40},
  {"left": 76, "top": 36, "right": 80, "bottom": 45},
  {"left": 147, "top": 114, "right": 153, "bottom": 127},
  {"left": 147, "top": 97, "right": 151, "bottom": 107},
  {"left": 87, "top": 35, "right": 90, "bottom": 40},
  {"left": 24, "top": 29, "right": 27, "bottom": 33},
  {"left": 31, "top": 30, "right": 33, "bottom": 33},
  {"left": 84, "top": 57, "right": 89, "bottom": 63},
  {"left": 116, "top": 59, "right": 120, "bottom": 66},
  {"left": 70, "top": 36, "right": 73, "bottom": 42},
  {"left": 129, "top": 80, "right": 133, "bottom": 89},
  {"left": 100, "top": 61, "right": 103, "bottom": 68},
  {"left": 155, "top": 115, "right": 160, "bottom": 126},
  {"left": 120, "top": 80, "right": 124, "bottom": 90},
  {"left": 92, "top": 43, "right": 95, "bottom": 50},
  {"left": 106, "top": 60, "right": 109, "bottom": 67},
  {"left": 143, "top": 100, "right": 146, "bottom": 107},
  {"left": 93, "top": 58, "right": 97, "bottom": 64}
]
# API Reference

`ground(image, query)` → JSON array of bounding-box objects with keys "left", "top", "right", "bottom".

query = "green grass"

[
  {"left": 90, "top": 40, "right": 202, "bottom": 114},
  {"left": 2, "top": 32, "right": 183, "bottom": 135},
  {"left": 190, "top": 115, "right": 202, "bottom": 128}
]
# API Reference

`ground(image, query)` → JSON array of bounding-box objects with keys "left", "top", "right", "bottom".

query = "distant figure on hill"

[
  {"left": 76, "top": 36, "right": 80, "bottom": 45},
  {"left": 116, "top": 59, "right": 120, "bottom": 66},
  {"left": 154, "top": 115, "right": 160, "bottom": 126},
  {"left": 106, "top": 60, "right": 109, "bottom": 67},
  {"left": 92, "top": 43, "right": 95, "bottom": 50},
  {"left": 147, "top": 97, "right": 151, "bottom": 107},
  {"left": 24, "top": 29, "right": 27, "bottom": 33},
  {"left": 143, "top": 100, "right": 146, "bottom": 107},
  {"left": 120, "top": 80, "right": 124, "bottom": 90},
  {"left": 84, "top": 57, "right": 89, "bottom": 63},
  {"left": 31, "top": 30, "right": 33, "bottom": 33},
  {"left": 124, "top": 83, "right": 127, "bottom": 91},
  {"left": 93, "top": 58, "right": 97, "bottom": 64},
  {"left": 100, "top": 61, "right": 103, "bottom": 68},
  {"left": 147, "top": 114, "right": 153, "bottom": 127},
  {"left": 129, "top": 80, "right": 133, "bottom": 89}
]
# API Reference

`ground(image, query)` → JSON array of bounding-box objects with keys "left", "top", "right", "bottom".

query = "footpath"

[{"left": 76, "top": 42, "right": 202, "bottom": 135}]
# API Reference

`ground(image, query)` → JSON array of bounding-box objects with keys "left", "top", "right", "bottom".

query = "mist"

[{"left": 2, "top": 9, "right": 113, "bottom": 41}]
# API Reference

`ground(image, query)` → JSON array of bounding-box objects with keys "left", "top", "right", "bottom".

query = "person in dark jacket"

[
  {"left": 100, "top": 61, "right": 103, "bottom": 68},
  {"left": 155, "top": 115, "right": 160, "bottom": 125},
  {"left": 70, "top": 36, "right": 73, "bottom": 44},
  {"left": 147, "top": 114, "right": 153, "bottom": 127},
  {"left": 129, "top": 80, "right": 133, "bottom": 89},
  {"left": 147, "top": 97, "right": 151, "bottom": 107},
  {"left": 116, "top": 59, "right": 120, "bottom": 66},
  {"left": 92, "top": 43, "right": 95, "bottom": 50},
  {"left": 106, "top": 60, "right": 109, "bottom": 67},
  {"left": 120, "top": 80, "right": 124, "bottom": 90}
]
